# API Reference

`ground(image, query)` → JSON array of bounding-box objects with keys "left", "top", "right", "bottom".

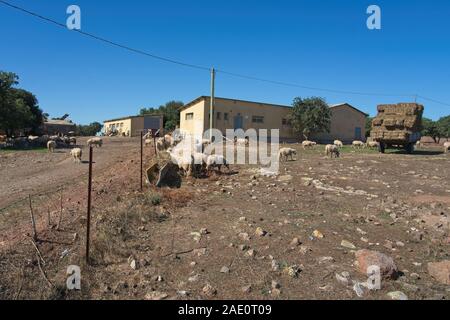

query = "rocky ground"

[{"left": 0, "top": 140, "right": 449, "bottom": 300}]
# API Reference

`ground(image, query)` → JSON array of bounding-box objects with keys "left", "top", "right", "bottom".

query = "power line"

[
  {"left": 216, "top": 69, "right": 415, "bottom": 98},
  {"left": 1, "top": 0, "right": 450, "bottom": 107},
  {"left": 0, "top": 0, "right": 210, "bottom": 71}
]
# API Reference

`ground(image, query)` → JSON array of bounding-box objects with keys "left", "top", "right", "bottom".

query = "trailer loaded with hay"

[{"left": 371, "top": 103, "right": 424, "bottom": 154}]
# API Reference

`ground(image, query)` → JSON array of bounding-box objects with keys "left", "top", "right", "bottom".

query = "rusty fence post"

[
  {"left": 140, "top": 131, "right": 144, "bottom": 192},
  {"left": 86, "top": 146, "right": 93, "bottom": 265}
]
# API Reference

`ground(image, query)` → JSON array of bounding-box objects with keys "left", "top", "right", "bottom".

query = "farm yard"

[{"left": 0, "top": 137, "right": 449, "bottom": 300}]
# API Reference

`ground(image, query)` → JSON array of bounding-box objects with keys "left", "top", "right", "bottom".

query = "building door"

[
  {"left": 234, "top": 114, "right": 243, "bottom": 130},
  {"left": 355, "top": 127, "right": 362, "bottom": 141}
]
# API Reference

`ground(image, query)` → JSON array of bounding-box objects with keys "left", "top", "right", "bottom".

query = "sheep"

[
  {"left": 47, "top": 140, "right": 57, "bottom": 153},
  {"left": 278, "top": 148, "right": 297, "bottom": 162},
  {"left": 366, "top": 141, "right": 380, "bottom": 149},
  {"left": 169, "top": 152, "right": 194, "bottom": 177},
  {"left": 144, "top": 138, "right": 153, "bottom": 147},
  {"left": 234, "top": 137, "right": 249, "bottom": 147},
  {"left": 0, "top": 135, "right": 7, "bottom": 144},
  {"left": 164, "top": 134, "right": 175, "bottom": 147},
  {"left": 87, "top": 137, "right": 103, "bottom": 148},
  {"left": 70, "top": 148, "right": 83, "bottom": 163},
  {"left": 28, "top": 136, "right": 39, "bottom": 142},
  {"left": 192, "top": 152, "right": 208, "bottom": 176},
  {"left": 156, "top": 137, "right": 170, "bottom": 153},
  {"left": 334, "top": 140, "right": 344, "bottom": 148},
  {"left": 69, "top": 137, "right": 77, "bottom": 145},
  {"left": 206, "top": 155, "right": 230, "bottom": 173},
  {"left": 325, "top": 144, "right": 340, "bottom": 158},
  {"left": 302, "top": 140, "right": 316, "bottom": 149},
  {"left": 444, "top": 142, "right": 450, "bottom": 153},
  {"left": 352, "top": 140, "right": 365, "bottom": 149}
]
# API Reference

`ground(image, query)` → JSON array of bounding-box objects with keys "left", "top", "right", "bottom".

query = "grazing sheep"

[
  {"left": 444, "top": 142, "right": 450, "bottom": 153},
  {"left": 69, "top": 137, "right": 77, "bottom": 145},
  {"left": 164, "top": 134, "right": 175, "bottom": 147},
  {"left": 234, "top": 137, "right": 249, "bottom": 146},
  {"left": 87, "top": 137, "right": 103, "bottom": 148},
  {"left": 47, "top": 140, "right": 57, "bottom": 153},
  {"left": 352, "top": 140, "right": 365, "bottom": 149},
  {"left": 334, "top": 140, "right": 343, "bottom": 148},
  {"left": 28, "top": 136, "right": 39, "bottom": 142},
  {"left": 278, "top": 148, "right": 297, "bottom": 162},
  {"left": 144, "top": 138, "right": 153, "bottom": 147},
  {"left": 325, "top": 144, "right": 340, "bottom": 158},
  {"left": 302, "top": 140, "right": 316, "bottom": 149},
  {"left": 206, "top": 155, "right": 230, "bottom": 173},
  {"left": 366, "top": 141, "right": 380, "bottom": 149},
  {"left": 192, "top": 152, "right": 208, "bottom": 176},
  {"left": 169, "top": 152, "right": 194, "bottom": 177},
  {"left": 70, "top": 148, "right": 83, "bottom": 163}
]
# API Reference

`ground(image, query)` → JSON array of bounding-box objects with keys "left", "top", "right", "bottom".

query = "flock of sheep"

[
  {"left": 46, "top": 136, "right": 103, "bottom": 164},
  {"left": 279, "top": 139, "right": 378, "bottom": 162}
]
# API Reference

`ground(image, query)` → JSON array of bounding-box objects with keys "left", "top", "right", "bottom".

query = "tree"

[
  {"left": 288, "top": 97, "right": 331, "bottom": 140},
  {"left": 436, "top": 115, "right": 450, "bottom": 141},
  {"left": 0, "top": 71, "right": 43, "bottom": 136},
  {"left": 75, "top": 122, "right": 103, "bottom": 136},
  {"left": 140, "top": 100, "right": 183, "bottom": 131},
  {"left": 421, "top": 118, "right": 441, "bottom": 143},
  {"left": 365, "top": 116, "right": 374, "bottom": 138}
]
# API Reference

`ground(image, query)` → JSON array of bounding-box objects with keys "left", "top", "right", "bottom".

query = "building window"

[
  {"left": 282, "top": 119, "right": 291, "bottom": 126},
  {"left": 252, "top": 116, "right": 264, "bottom": 124},
  {"left": 185, "top": 113, "right": 194, "bottom": 120},
  {"left": 217, "top": 112, "right": 221, "bottom": 120},
  {"left": 224, "top": 113, "right": 229, "bottom": 121}
]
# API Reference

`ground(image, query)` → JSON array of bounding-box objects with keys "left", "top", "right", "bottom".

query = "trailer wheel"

[
  {"left": 405, "top": 143, "right": 414, "bottom": 154},
  {"left": 378, "top": 142, "right": 386, "bottom": 154}
]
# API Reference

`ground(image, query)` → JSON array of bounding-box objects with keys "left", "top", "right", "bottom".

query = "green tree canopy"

[
  {"left": 0, "top": 71, "right": 43, "bottom": 136},
  {"left": 421, "top": 118, "right": 441, "bottom": 143},
  {"left": 288, "top": 97, "right": 331, "bottom": 140},
  {"left": 140, "top": 100, "right": 183, "bottom": 131},
  {"left": 75, "top": 122, "right": 103, "bottom": 136},
  {"left": 436, "top": 115, "right": 450, "bottom": 140}
]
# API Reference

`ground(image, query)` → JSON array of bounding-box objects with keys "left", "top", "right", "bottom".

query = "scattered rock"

[
  {"left": 130, "top": 259, "right": 139, "bottom": 270},
  {"left": 317, "top": 256, "right": 335, "bottom": 264},
  {"left": 271, "top": 281, "right": 281, "bottom": 289},
  {"left": 271, "top": 260, "right": 280, "bottom": 272},
  {"left": 255, "top": 227, "right": 267, "bottom": 237},
  {"left": 284, "top": 265, "right": 301, "bottom": 278},
  {"left": 145, "top": 291, "right": 168, "bottom": 300},
  {"left": 242, "top": 285, "right": 252, "bottom": 293},
  {"left": 202, "top": 284, "right": 217, "bottom": 297},
  {"left": 387, "top": 291, "right": 408, "bottom": 300},
  {"left": 355, "top": 249, "right": 398, "bottom": 279},
  {"left": 312, "top": 230, "right": 324, "bottom": 239},
  {"left": 290, "top": 238, "right": 301, "bottom": 246},
  {"left": 427, "top": 260, "right": 450, "bottom": 285},
  {"left": 335, "top": 273, "right": 350, "bottom": 286},
  {"left": 239, "top": 233, "right": 250, "bottom": 241},
  {"left": 341, "top": 240, "right": 356, "bottom": 250},
  {"left": 220, "top": 266, "right": 230, "bottom": 274}
]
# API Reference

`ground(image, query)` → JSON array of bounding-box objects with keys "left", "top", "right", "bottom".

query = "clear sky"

[{"left": 1, "top": 0, "right": 449, "bottom": 124}]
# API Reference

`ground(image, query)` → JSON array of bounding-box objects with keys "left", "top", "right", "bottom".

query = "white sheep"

[
  {"left": 444, "top": 142, "right": 450, "bottom": 153},
  {"left": 47, "top": 140, "right": 56, "bottom": 153},
  {"left": 171, "top": 153, "right": 194, "bottom": 177},
  {"left": 144, "top": 138, "right": 153, "bottom": 147},
  {"left": 302, "top": 140, "right": 316, "bottom": 149},
  {"left": 325, "top": 144, "right": 340, "bottom": 158},
  {"left": 206, "top": 155, "right": 230, "bottom": 173},
  {"left": 278, "top": 148, "right": 297, "bottom": 162},
  {"left": 69, "top": 137, "right": 77, "bottom": 145},
  {"left": 234, "top": 137, "right": 249, "bottom": 147},
  {"left": 334, "top": 140, "right": 343, "bottom": 148},
  {"left": 87, "top": 137, "right": 103, "bottom": 148},
  {"left": 366, "top": 141, "right": 379, "bottom": 149},
  {"left": 352, "top": 140, "right": 365, "bottom": 149},
  {"left": 70, "top": 148, "right": 83, "bottom": 163},
  {"left": 192, "top": 152, "right": 208, "bottom": 176}
]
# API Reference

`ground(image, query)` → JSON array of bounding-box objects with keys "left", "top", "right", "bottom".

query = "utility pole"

[{"left": 210, "top": 67, "right": 215, "bottom": 140}]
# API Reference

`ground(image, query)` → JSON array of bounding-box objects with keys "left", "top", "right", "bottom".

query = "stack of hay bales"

[{"left": 371, "top": 103, "right": 424, "bottom": 144}]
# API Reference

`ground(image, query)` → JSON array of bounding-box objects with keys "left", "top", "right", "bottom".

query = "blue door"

[
  {"left": 234, "top": 114, "right": 243, "bottom": 130},
  {"left": 355, "top": 127, "right": 362, "bottom": 140}
]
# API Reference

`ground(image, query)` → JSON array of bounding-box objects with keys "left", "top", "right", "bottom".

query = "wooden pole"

[
  {"left": 56, "top": 188, "right": 63, "bottom": 230},
  {"left": 210, "top": 67, "right": 215, "bottom": 140},
  {"left": 86, "top": 146, "right": 93, "bottom": 265},
  {"left": 140, "top": 131, "right": 143, "bottom": 191},
  {"left": 28, "top": 195, "right": 37, "bottom": 241}
]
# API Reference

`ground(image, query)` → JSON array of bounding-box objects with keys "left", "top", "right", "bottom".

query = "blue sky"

[{"left": 1, "top": 0, "right": 449, "bottom": 124}]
